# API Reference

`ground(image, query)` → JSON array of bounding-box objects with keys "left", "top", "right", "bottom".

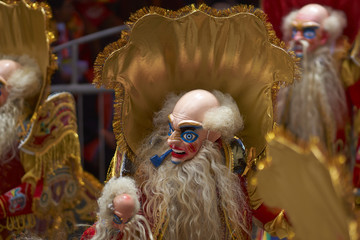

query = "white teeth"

[{"left": 173, "top": 149, "right": 185, "bottom": 154}]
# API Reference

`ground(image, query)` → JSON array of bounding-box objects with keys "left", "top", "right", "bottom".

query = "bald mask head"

[
  {"left": 291, "top": 4, "right": 330, "bottom": 56},
  {"left": 295, "top": 4, "right": 329, "bottom": 24},
  {"left": 112, "top": 194, "right": 136, "bottom": 231},
  {"left": 0, "top": 60, "right": 21, "bottom": 107}
]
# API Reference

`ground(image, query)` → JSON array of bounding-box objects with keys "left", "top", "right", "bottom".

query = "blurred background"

[{"left": 47, "top": 0, "right": 261, "bottom": 183}]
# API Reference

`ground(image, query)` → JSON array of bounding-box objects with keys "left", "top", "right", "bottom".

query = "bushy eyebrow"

[
  {"left": 303, "top": 26, "right": 318, "bottom": 30},
  {"left": 179, "top": 125, "right": 202, "bottom": 133}
]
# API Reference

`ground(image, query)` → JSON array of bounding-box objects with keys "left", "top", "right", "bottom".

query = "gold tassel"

[
  {"left": 20, "top": 132, "right": 82, "bottom": 183},
  {"left": 0, "top": 214, "right": 36, "bottom": 232}
]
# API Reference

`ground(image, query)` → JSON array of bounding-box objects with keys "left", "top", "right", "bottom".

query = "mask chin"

[
  {"left": 171, "top": 159, "right": 181, "bottom": 165},
  {"left": 290, "top": 40, "right": 309, "bottom": 58}
]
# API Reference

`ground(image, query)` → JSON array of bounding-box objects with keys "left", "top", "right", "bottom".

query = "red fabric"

[
  {"left": 33, "top": 178, "right": 44, "bottom": 199},
  {"left": 81, "top": 223, "right": 124, "bottom": 240},
  {"left": 81, "top": 224, "right": 96, "bottom": 240},
  {"left": 346, "top": 79, "right": 360, "bottom": 187},
  {"left": 353, "top": 164, "right": 360, "bottom": 188},
  {"left": 0, "top": 152, "right": 24, "bottom": 195},
  {"left": 238, "top": 174, "right": 254, "bottom": 233},
  {"left": 252, "top": 203, "right": 286, "bottom": 226},
  {"left": 83, "top": 139, "right": 99, "bottom": 162},
  {"left": 0, "top": 152, "right": 29, "bottom": 219},
  {"left": 353, "top": 138, "right": 360, "bottom": 188},
  {"left": 261, "top": 0, "right": 360, "bottom": 43},
  {"left": 0, "top": 182, "right": 33, "bottom": 218},
  {"left": 75, "top": 3, "right": 111, "bottom": 28},
  {"left": 347, "top": 79, "right": 360, "bottom": 108}
]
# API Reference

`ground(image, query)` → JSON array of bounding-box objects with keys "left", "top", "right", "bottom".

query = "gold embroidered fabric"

[{"left": 17, "top": 92, "right": 102, "bottom": 239}]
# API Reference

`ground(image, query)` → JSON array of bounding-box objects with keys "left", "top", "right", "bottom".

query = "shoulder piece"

[
  {"left": 222, "top": 137, "right": 247, "bottom": 174},
  {"left": 230, "top": 137, "right": 247, "bottom": 175},
  {"left": 19, "top": 92, "right": 78, "bottom": 155}
]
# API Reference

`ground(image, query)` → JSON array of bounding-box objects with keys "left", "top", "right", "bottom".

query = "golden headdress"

[
  {"left": 94, "top": 4, "right": 298, "bottom": 164},
  {"left": 0, "top": 0, "right": 56, "bottom": 135}
]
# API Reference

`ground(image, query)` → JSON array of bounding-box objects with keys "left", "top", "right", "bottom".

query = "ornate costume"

[
  {"left": 255, "top": 1, "right": 360, "bottom": 239},
  {"left": 81, "top": 4, "right": 298, "bottom": 240},
  {"left": 0, "top": 1, "right": 102, "bottom": 239},
  {"left": 262, "top": 0, "right": 360, "bottom": 163}
]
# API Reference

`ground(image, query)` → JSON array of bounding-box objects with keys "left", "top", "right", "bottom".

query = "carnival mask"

[
  {"left": 166, "top": 90, "right": 221, "bottom": 164},
  {"left": 290, "top": 4, "right": 329, "bottom": 57},
  {"left": 167, "top": 116, "right": 209, "bottom": 164},
  {"left": 112, "top": 194, "right": 135, "bottom": 231}
]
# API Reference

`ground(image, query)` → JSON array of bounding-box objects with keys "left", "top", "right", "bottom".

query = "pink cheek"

[{"left": 187, "top": 143, "right": 197, "bottom": 153}]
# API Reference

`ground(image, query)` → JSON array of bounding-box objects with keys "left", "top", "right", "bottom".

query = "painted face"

[
  {"left": 167, "top": 115, "right": 209, "bottom": 164},
  {"left": 112, "top": 194, "right": 135, "bottom": 231},
  {"left": 166, "top": 90, "right": 221, "bottom": 164},
  {"left": 290, "top": 4, "right": 329, "bottom": 57},
  {"left": 291, "top": 23, "right": 323, "bottom": 57}
]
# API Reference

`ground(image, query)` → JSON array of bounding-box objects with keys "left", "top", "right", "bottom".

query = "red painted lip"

[
  {"left": 293, "top": 43, "right": 303, "bottom": 51},
  {"left": 169, "top": 145, "right": 183, "bottom": 151},
  {"left": 171, "top": 151, "right": 187, "bottom": 159}
]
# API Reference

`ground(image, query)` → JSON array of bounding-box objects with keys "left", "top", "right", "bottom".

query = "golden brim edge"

[
  {"left": 0, "top": 0, "right": 57, "bottom": 139},
  {"left": 93, "top": 4, "right": 300, "bottom": 163}
]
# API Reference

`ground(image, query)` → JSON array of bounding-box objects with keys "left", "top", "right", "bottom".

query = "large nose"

[
  {"left": 293, "top": 30, "right": 303, "bottom": 41},
  {"left": 167, "top": 131, "right": 181, "bottom": 146}
]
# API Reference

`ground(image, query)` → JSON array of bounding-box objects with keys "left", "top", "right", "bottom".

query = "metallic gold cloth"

[
  {"left": 257, "top": 129, "right": 356, "bottom": 240},
  {"left": 94, "top": 5, "right": 297, "bottom": 161},
  {"left": 342, "top": 31, "right": 360, "bottom": 88},
  {"left": 0, "top": 0, "right": 56, "bottom": 136}
]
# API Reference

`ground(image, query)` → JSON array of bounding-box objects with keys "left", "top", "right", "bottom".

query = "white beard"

[
  {"left": 0, "top": 97, "right": 22, "bottom": 164},
  {"left": 277, "top": 43, "right": 347, "bottom": 150},
  {"left": 139, "top": 141, "right": 250, "bottom": 240}
]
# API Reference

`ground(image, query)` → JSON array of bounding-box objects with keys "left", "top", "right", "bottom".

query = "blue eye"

[
  {"left": 292, "top": 28, "right": 298, "bottom": 38},
  {"left": 113, "top": 214, "right": 123, "bottom": 225},
  {"left": 303, "top": 27, "right": 317, "bottom": 39},
  {"left": 168, "top": 122, "right": 174, "bottom": 136},
  {"left": 181, "top": 131, "right": 198, "bottom": 143},
  {"left": 113, "top": 214, "right": 131, "bottom": 224}
]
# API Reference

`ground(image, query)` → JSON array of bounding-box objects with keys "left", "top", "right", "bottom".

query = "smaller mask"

[
  {"left": 290, "top": 4, "right": 329, "bottom": 57},
  {"left": 112, "top": 194, "right": 135, "bottom": 231}
]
